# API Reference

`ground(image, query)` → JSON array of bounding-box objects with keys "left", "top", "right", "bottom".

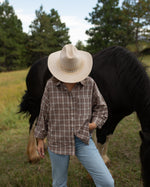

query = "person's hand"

[
  {"left": 89, "top": 122, "right": 97, "bottom": 132},
  {"left": 37, "top": 139, "right": 45, "bottom": 158}
]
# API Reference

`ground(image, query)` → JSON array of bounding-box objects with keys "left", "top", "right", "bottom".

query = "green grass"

[
  {"left": 127, "top": 41, "right": 150, "bottom": 74},
  {"left": 141, "top": 55, "right": 150, "bottom": 67},
  {"left": 140, "top": 55, "right": 150, "bottom": 75},
  {"left": 127, "top": 41, "right": 150, "bottom": 53},
  {"left": 0, "top": 65, "right": 148, "bottom": 186}
]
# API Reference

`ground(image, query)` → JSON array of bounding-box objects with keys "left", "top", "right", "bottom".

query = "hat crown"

[{"left": 60, "top": 44, "right": 81, "bottom": 72}]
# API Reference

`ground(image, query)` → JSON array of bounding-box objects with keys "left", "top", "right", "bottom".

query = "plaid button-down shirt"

[{"left": 34, "top": 76, "right": 108, "bottom": 155}]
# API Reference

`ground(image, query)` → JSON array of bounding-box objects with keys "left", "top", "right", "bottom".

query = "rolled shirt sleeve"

[
  {"left": 34, "top": 82, "right": 49, "bottom": 139},
  {"left": 92, "top": 82, "right": 108, "bottom": 129}
]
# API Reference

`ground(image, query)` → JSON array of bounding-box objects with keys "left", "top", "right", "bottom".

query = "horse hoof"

[
  {"left": 27, "top": 148, "right": 41, "bottom": 163},
  {"left": 28, "top": 154, "right": 41, "bottom": 163}
]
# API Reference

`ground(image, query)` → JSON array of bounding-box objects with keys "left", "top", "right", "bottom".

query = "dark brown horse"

[{"left": 19, "top": 46, "right": 150, "bottom": 186}]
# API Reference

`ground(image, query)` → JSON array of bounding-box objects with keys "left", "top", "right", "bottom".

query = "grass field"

[{"left": 0, "top": 54, "right": 149, "bottom": 187}]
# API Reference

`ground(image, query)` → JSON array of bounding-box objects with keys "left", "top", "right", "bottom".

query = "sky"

[{"left": 0, "top": 0, "right": 123, "bottom": 45}]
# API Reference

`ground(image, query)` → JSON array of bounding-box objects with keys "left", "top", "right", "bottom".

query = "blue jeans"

[{"left": 48, "top": 136, "right": 114, "bottom": 187}]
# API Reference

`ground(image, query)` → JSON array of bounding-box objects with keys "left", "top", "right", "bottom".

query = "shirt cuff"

[
  {"left": 92, "top": 117, "right": 104, "bottom": 129},
  {"left": 34, "top": 126, "right": 47, "bottom": 139}
]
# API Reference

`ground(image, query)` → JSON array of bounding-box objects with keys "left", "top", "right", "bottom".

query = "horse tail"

[
  {"left": 19, "top": 93, "right": 41, "bottom": 163},
  {"left": 19, "top": 90, "right": 41, "bottom": 131},
  {"left": 19, "top": 56, "right": 51, "bottom": 131}
]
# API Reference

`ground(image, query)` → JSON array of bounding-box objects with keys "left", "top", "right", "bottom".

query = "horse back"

[
  {"left": 91, "top": 46, "right": 135, "bottom": 115},
  {"left": 26, "top": 56, "right": 52, "bottom": 98}
]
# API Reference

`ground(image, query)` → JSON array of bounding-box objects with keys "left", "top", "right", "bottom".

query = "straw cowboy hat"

[{"left": 48, "top": 44, "right": 93, "bottom": 83}]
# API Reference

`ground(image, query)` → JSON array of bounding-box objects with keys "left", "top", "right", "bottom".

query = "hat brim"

[{"left": 48, "top": 50, "right": 93, "bottom": 83}]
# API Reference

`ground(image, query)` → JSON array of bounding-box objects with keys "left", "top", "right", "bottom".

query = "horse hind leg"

[
  {"left": 27, "top": 120, "right": 41, "bottom": 163},
  {"left": 93, "top": 133, "right": 112, "bottom": 167}
]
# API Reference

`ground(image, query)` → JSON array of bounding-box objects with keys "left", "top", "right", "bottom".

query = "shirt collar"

[
  {"left": 80, "top": 79, "right": 86, "bottom": 86},
  {"left": 51, "top": 76, "right": 87, "bottom": 87},
  {"left": 51, "top": 76, "right": 61, "bottom": 86}
]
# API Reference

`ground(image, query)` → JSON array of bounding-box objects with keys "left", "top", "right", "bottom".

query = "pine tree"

[
  {"left": 75, "top": 40, "right": 85, "bottom": 50},
  {"left": 28, "top": 6, "right": 70, "bottom": 64},
  {"left": 85, "top": 0, "right": 150, "bottom": 54},
  {"left": 122, "top": 0, "right": 150, "bottom": 54},
  {"left": 85, "top": 0, "right": 124, "bottom": 54},
  {"left": 0, "top": 0, "right": 26, "bottom": 71}
]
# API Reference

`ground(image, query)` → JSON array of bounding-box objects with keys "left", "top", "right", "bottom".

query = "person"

[{"left": 34, "top": 44, "right": 114, "bottom": 187}]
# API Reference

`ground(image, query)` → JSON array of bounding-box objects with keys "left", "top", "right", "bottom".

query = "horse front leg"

[
  {"left": 93, "top": 132, "right": 112, "bottom": 167},
  {"left": 97, "top": 135, "right": 112, "bottom": 167}
]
